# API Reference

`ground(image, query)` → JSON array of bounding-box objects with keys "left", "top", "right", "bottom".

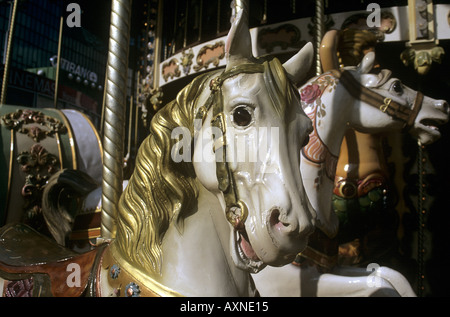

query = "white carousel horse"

[
  {"left": 252, "top": 51, "right": 449, "bottom": 297},
  {"left": 0, "top": 6, "right": 317, "bottom": 297}
]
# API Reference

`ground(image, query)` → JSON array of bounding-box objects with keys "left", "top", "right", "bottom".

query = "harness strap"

[
  {"left": 199, "top": 63, "right": 265, "bottom": 228},
  {"left": 329, "top": 69, "right": 423, "bottom": 131}
]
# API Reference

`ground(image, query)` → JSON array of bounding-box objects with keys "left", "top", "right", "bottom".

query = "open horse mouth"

[
  {"left": 420, "top": 118, "right": 444, "bottom": 132},
  {"left": 233, "top": 224, "right": 265, "bottom": 273}
]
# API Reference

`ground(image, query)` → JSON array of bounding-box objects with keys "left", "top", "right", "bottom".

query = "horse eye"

[
  {"left": 232, "top": 106, "right": 253, "bottom": 127},
  {"left": 392, "top": 81, "right": 403, "bottom": 94}
]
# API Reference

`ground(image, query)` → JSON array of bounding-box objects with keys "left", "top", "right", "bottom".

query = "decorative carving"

[
  {"left": 180, "top": 48, "right": 194, "bottom": 75},
  {"left": 125, "top": 282, "right": 140, "bottom": 297},
  {"left": 258, "top": 24, "right": 305, "bottom": 53},
  {"left": 162, "top": 58, "right": 181, "bottom": 82},
  {"left": 400, "top": 46, "right": 445, "bottom": 75},
  {"left": 4, "top": 278, "right": 34, "bottom": 297},
  {"left": 17, "top": 144, "right": 60, "bottom": 229},
  {"left": 1, "top": 109, "right": 67, "bottom": 142},
  {"left": 142, "top": 88, "right": 163, "bottom": 129},
  {"left": 193, "top": 41, "right": 225, "bottom": 72}
]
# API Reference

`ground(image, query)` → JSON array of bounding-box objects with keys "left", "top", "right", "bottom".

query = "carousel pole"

[
  {"left": 1, "top": 0, "right": 19, "bottom": 105},
  {"left": 314, "top": 0, "right": 324, "bottom": 76},
  {"left": 101, "top": 0, "right": 132, "bottom": 240},
  {"left": 53, "top": 16, "right": 63, "bottom": 108}
]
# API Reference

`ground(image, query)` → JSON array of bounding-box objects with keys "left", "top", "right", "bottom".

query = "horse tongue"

[{"left": 240, "top": 233, "right": 259, "bottom": 261}]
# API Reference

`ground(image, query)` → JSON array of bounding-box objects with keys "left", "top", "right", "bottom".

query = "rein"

[
  {"left": 196, "top": 63, "right": 265, "bottom": 228},
  {"left": 329, "top": 69, "right": 423, "bottom": 131}
]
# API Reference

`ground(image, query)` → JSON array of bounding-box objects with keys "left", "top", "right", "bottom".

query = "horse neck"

[
  {"left": 313, "top": 82, "right": 354, "bottom": 157},
  {"left": 300, "top": 78, "right": 354, "bottom": 238},
  {"left": 158, "top": 184, "right": 256, "bottom": 296}
]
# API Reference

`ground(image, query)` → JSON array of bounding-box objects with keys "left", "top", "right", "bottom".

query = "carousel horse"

[
  {"left": 252, "top": 51, "right": 449, "bottom": 296},
  {"left": 0, "top": 7, "right": 317, "bottom": 297}
]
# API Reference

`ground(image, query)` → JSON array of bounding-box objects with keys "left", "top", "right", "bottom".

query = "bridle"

[
  {"left": 329, "top": 69, "right": 424, "bottom": 131},
  {"left": 195, "top": 63, "right": 265, "bottom": 229}
]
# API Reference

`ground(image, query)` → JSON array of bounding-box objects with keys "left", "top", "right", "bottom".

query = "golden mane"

[
  {"left": 114, "top": 71, "right": 216, "bottom": 273},
  {"left": 113, "top": 57, "right": 296, "bottom": 274}
]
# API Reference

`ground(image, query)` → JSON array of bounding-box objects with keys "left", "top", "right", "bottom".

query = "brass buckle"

[
  {"left": 380, "top": 97, "right": 392, "bottom": 113},
  {"left": 226, "top": 200, "right": 249, "bottom": 228}
]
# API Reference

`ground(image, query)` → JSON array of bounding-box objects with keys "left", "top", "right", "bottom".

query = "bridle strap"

[
  {"left": 198, "top": 63, "right": 265, "bottom": 228},
  {"left": 329, "top": 69, "right": 423, "bottom": 131}
]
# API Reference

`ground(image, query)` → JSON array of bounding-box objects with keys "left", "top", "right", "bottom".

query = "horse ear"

[
  {"left": 358, "top": 51, "right": 376, "bottom": 74},
  {"left": 225, "top": 1, "right": 254, "bottom": 69},
  {"left": 283, "top": 42, "right": 314, "bottom": 85}
]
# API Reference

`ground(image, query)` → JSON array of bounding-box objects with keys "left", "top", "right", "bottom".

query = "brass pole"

[
  {"left": 101, "top": 0, "right": 132, "bottom": 239},
  {"left": 153, "top": 0, "right": 163, "bottom": 90},
  {"left": 1, "top": 0, "right": 19, "bottom": 105},
  {"left": 54, "top": 16, "right": 63, "bottom": 108},
  {"left": 100, "top": 72, "right": 108, "bottom": 136},
  {"left": 314, "top": 0, "right": 324, "bottom": 76}
]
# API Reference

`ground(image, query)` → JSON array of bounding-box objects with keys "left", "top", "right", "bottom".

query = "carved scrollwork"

[
  {"left": 258, "top": 24, "right": 306, "bottom": 53},
  {"left": 193, "top": 41, "right": 225, "bottom": 72},
  {"left": 162, "top": 58, "right": 181, "bottom": 82}
]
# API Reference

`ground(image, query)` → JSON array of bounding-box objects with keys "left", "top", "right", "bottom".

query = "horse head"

[
  {"left": 347, "top": 52, "right": 449, "bottom": 144},
  {"left": 192, "top": 5, "right": 315, "bottom": 270},
  {"left": 299, "top": 51, "right": 449, "bottom": 238},
  {"left": 112, "top": 1, "right": 316, "bottom": 294}
]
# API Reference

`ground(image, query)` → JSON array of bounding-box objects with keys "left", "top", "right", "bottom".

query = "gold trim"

[
  {"left": 55, "top": 109, "right": 77, "bottom": 170},
  {"left": 70, "top": 228, "right": 101, "bottom": 240},
  {"left": 55, "top": 133, "right": 64, "bottom": 170},
  {"left": 5, "top": 130, "right": 14, "bottom": 218},
  {"left": 380, "top": 97, "right": 392, "bottom": 113},
  {"left": 109, "top": 243, "right": 183, "bottom": 297}
]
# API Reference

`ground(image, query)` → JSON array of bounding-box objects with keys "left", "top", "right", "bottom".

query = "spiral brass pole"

[
  {"left": 1, "top": 0, "right": 19, "bottom": 105},
  {"left": 101, "top": 0, "right": 132, "bottom": 239},
  {"left": 314, "top": 0, "right": 324, "bottom": 76}
]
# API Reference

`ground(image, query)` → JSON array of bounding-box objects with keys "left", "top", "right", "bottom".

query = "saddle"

[{"left": 0, "top": 223, "right": 106, "bottom": 297}]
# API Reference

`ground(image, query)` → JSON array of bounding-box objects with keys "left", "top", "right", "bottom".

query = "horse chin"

[
  {"left": 420, "top": 125, "right": 443, "bottom": 145},
  {"left": 231, "top": 227, "right": 266, "bottom": 273}
]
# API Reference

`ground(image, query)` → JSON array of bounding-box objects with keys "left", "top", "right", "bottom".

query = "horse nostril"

[
  {"left": 437, "top": 100, "right": 449, "bottom": 114},
  {"left": 444, "top": 102, "right": 449, "bottom": 114},
  {"left": 269, "top": 208, "right": 289, "bottom": 229},
  {"left": 269, "top": 208, "right": 280, "bottom": 227}
]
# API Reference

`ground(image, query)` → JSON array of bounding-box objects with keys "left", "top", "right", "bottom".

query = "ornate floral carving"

[
  {"left": 400, "top": 46, "right": 445, "bottom": 75},
  {"left": 17, "top": 144, "right": 60, "bottom": 230},
  {"left": 1, "top": 109, "right": 67, "bottom": 142},
  {"left": 180, "top": 48, "right": 194, "bottom": 75}
]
